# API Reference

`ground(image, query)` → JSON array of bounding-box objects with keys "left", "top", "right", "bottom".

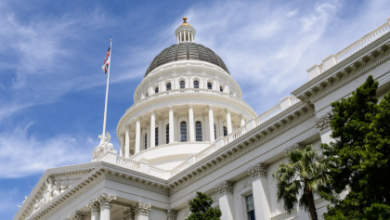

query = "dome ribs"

[{"left": 145, "top": 43, "right": 230, "bottom": 77}]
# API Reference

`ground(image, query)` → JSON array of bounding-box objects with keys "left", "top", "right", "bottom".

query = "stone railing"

[
  {"left": 307, "top": 17, "right": 390, "bottom": 80},
  {"left": 336, "top": 20, "right": 390, "bottom": 63},
  {"left": 223, "top": 125, "right": 247, "bottom": 145},
  {"left": 170, "top": 160, "right": 190, "bottom": 176},
  {"left": 135, "top": 88, "right": 241, "bottom": 104},
  {"left": 256, "top": 104, "right": 282, "bottom": 126},
  {"left": 116, "top": 156, "right": 140, "bottom": 171},
  {"left": 195, "top": 143, "right": 217, "bottom": 161}
]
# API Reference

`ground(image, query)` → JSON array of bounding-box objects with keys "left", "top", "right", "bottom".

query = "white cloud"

[
  {"left": 0, "top": 122, "right": 95, "bottom": 178},
  {"left": 286, "top": 9, "right": 299, "bottom": 17}
]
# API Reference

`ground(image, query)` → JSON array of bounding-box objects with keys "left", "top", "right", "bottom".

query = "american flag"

[{"left": 102, "top": 46, "right": 111, "bottom": 74}]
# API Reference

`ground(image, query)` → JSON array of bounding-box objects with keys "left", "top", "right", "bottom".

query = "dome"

[{"left": 144, "top": 43, "right": 230, "bottom": 77}]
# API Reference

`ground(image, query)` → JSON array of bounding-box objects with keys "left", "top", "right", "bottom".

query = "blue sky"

[{"left": 1, "top": 0, "right": 389, "bottom": 218}]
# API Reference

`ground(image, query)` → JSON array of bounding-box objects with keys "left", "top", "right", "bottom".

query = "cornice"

[
  {"left": 167, "top": 102, "right": 315, "bottom": 191},
  {"left": 292, "top": 33, "right": 390, "bottom": 103},
  {"left": 117, "top": 90, "right": 257, "bottom": 137}
]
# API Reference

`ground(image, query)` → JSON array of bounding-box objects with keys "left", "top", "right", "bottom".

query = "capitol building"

[{"left": 14, "top": 16, "right": 390, "bottom": 220}]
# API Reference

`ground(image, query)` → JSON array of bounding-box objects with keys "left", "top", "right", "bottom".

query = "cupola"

[{"left": 175, "top": 17, "right": 196, "bottom": 43}]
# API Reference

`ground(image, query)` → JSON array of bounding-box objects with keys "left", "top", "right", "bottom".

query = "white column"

[
  {"left": 184, "top": 30, "right": 187, "bottom": 41},
  {"left": 177, "top": 35, "right": 179, "bottom": 44},
  {"left": 191, "top": 33, "right": 194, "bottom": 42},
  {"left": 119, "top": 134, "right": 124, "bottom": 157},
  {"left": 226, "top": 109, "right": 232, "bottom": 134},
  {"left": 169, "top": 106, "right": 174, "bottom": 144},
  {"left": 135, "top": 118, "right": 141, "bottom": 154},
  {"left": 208, "top": 105, "right": 215, "bottom": 142},
  {"left": 218, "top": 115, "right": 224, "bottom": 138},
  {"left": 240, "top": 115, "right": 245, "bottom": 127},
  {"left": 98, "top": 193, "right": 117, "bottom": 220},
  {"left": 188, "top": 104, "right": 195, "bottom": 142},
  {"left": 87, "top": 201, "right": 100, "bottom": 220},
  {"left": 180, "top": 32, "right": 182, "bottom": 43},
  {"left": 248, "top": 163, "right": 271, "bottom": 220},
  {"left": 150, "top": 111, "right": 155, "bottom": 148},
  {"left": 135, "top": 202, "right": 151, "bottom": 220},
  {"left": 158, "top": 117, "right": 163, "bottom": 146},
  {"left": 125, "top": 128, "right": 130, "bottom": 158},
  {"left": 215, "top": 181, "right": 235, "bottom": 220}
]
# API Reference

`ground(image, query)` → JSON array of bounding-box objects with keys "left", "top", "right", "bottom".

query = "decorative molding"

[
  {"left": 134, "top": 202, "right": 152, "bottom": 216},
  {"left": 167, "top": 209, "right": 177, "bottom": 220},
  {"left": 67, "top": 211, "right": 85, "bottom": 220},
  {"left": 97, "top": 193, "right": 117, "bottom": 208},
  {"left": 247, "top": 163, "right": 267, "bottom": 179},
  {"left": 315, "top": 112, "right": 332, "bottom": 133},
  {"left": 215, "top": 180, "right": 233, "bottom": 196}
]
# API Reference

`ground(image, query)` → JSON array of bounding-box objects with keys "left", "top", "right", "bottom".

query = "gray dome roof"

[{"left": 145, "top": 43, "right": 229, "bottom": 77}]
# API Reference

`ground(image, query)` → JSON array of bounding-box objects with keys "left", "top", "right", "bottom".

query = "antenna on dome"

[{"left": 175, "top": 16, "right": 196, "bottom": 44}]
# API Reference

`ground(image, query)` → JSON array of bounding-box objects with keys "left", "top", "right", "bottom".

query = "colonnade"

[
  {"left": 177, "top": 30, "right": 194, "bottom": 43},
  {"left": 120, "top": 105, "right": 244, "bottom": 158}
]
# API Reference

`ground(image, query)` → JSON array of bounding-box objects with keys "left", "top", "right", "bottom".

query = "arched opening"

[
  {"left": 166, "top": 124, "right": 169, "bottom": 144},
  {"left": 145, "top": 92, "right": 148, "bottom": 97},
  {"left": 180, "top": 81, "right": 185, "bottom": 89},
  {"left": 207, "top": 82, "right": 212, "bottom": 89},
  {"left": 155, "top": 87, "right": 159, "bottom": 93},
  {"left": 155, "top": 127, "right": 158, "bottom": 146},
  {"left": 180, "top": 121, "right": 187, "bottom": 142},
  {"left": 196, "top": 121, "right": 202, "bottom": 141},
  {"left": 220, "top": 86, "right": 223, "bottom": 92},
  {"left": 223, "top": 126, "right": 228, "bottom": 136},
  {"left": 214, "top": 124, "right": 217, "bottom": 140},
  {"left": 166, "top": 83, "right": 171, "bottom": 91},
  {"left": 144, "top": 133, "right": 148, "bottom": 149},
  {"left": 194, "top": 80, "right": 199, "bottom": 88}
]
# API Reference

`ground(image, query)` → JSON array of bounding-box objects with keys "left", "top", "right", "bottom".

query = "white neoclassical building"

[{"left": 14, "top": 16, "right": 390, "bottom": 220}]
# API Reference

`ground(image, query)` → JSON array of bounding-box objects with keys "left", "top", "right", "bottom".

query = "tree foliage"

[
  {"left": 273, "top": 145, "right": 329, "bottom": 220},
  {"left": 185, "top": 191, "right": 222, "bottom": 220},
  {"left": 321, "top": 75, "right": 390, "bottom": 219}
]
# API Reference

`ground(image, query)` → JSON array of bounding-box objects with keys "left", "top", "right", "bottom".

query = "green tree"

[
  {"left": 273, "top": 145, "right": 329, "bottom": 220},
  {"left": 185, "top": 191, "right": 222, "bottom": 220},
  {"left": 321, "top": 75, "right": 390, "bottom": 219}
]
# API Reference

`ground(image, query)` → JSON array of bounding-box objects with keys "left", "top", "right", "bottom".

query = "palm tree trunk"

[{"left": 305, "top": 187, "right": 318, "bottom": 220}]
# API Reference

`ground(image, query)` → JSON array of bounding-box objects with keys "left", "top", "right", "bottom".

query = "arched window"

[
  {"left": 166, "top": 83, "right": 171, "bottom": 91},
  {"left": 214, "top": 124, "right": 217, "bottom": 140},
  {"left": 155, "top": 87, "right": 159, "bottom": 93},
  {"left": 196, "top": 121, "right": 202, "bottom": 141},
  {"left": 155, "top": 127, "right": 158, "bottom": 146},
  {"left": 223, "top": 126, "right": 228, "bottom": 136},
  {"left": 180, "top": 121, "right": 187, "bottom": 142},
  {"left": 166, "top": 124, "right": 169, "bottom": 144},
  {"left": 220, "top": 86, "right": 223, "bottom": 92},
  {"left": 145, "top": 92, "right": 148, "bottom": 97},
  {"left": 144, "top": 133, "right": 148, "bottom": 149},
  {"left": 207, "top": 82, "right": 212, "bottom": 89},
  {"left": 194, "top": 81, "right": 199, "bottom": 88},
  {"left": 180, "top": 81, "right": 185, "bottom": 89}
]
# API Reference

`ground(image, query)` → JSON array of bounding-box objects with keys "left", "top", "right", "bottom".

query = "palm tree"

[{"left": 272, "top": 145, "right": 329, "bottom": 220}]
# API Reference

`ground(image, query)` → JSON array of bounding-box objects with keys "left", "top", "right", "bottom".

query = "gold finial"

[
  {"left": 110, "top": 39, "right": 113, "bottom": 41},
  {"left": 183, "top": 17, "right": 187, "bottom": 23}
]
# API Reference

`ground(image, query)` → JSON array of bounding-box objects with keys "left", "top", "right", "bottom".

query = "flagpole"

[{"left": 102, "top": 39, "right": 112, "bottom": 140}]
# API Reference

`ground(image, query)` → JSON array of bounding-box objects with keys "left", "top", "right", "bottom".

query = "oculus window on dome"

[{"left": 166, "top": 83, "right": 171, "bottom": 91}]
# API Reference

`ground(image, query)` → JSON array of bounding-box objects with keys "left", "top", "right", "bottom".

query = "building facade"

[{"left": 14, "top": 16, "right": 390, "bottom": 220}]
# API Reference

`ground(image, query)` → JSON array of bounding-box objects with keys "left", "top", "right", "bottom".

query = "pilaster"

[
  {"left": 215, "top": 180, "right": 234, "bottom": 220},
  {"left": 247, "top": 163, "right": 270, "bottom": 220}
]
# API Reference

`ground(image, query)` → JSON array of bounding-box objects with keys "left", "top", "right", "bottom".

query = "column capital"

[
  {"left": 167, "top": 209, "right": 177, "bottom": 220},
  {"left": 240, "top": 114, "right": 245, "bottom": 119},
  {"left": 168, "top": 105, "right": 174, "bottom": 110},
  {"left": 187, "top": 103, "right": 194, "bottom": 108},
  {"left": 86, "top": 201, "right": 100, "bottom": 212},
  {"left": 149, "top": 110, "right": 155, "bottom": 115},
  {"left": 134, "top": 202, "right": 152, "bottom": 216},
  {"left": 67, "top": 211, "right": 85, "bottom": 220},
  {"left": 224, "top": 108, "right": 230, "bottom": 114},
  {"left": 315, "top": 112, "right": 332, "bottom": 134},
  {"left": 207, "top": 104, "right": 213, "bottom": 110},
  {"left": 247, "top": 163, "right": 267, "bottom": 179},
  {"left": 97, "top": 193, "right": 117, "bottom": 208},
  {"left": 135, "top": 116, "right": 141, "bottom": 122},
  {"left": 215, "top": 180, "right": 233, "bottom": 196}
]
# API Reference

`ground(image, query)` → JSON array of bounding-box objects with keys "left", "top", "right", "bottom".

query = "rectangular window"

[{"left": 245, "top": 194, "right": 255, "bottom": 220}]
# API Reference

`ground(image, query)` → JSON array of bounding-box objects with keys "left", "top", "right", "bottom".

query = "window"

[
  {"left": 180, "top": 81, "right": 185, "bottom": 89},
  {"left": 145, "top": 92, "right": 148, "bottom": 97},
  {"left": 166, "top": 83, "right": 171, "bottom": 91},
  {"left": 155, "top": 87, "right": 159, "bottom": 93},
  {"left": 180, "top": 121, "right": 187, "bottom": 142},
  {"left": 196, "top": 121, "right": 202, "bottom": 141},
  {"left": 207, "top": 82, "right": 212, "bottom": 89},
  {"left": 194, "top": 81, "right": 199, "bottom": 88},
  {"left": 144, "top": 134, "right": 148, "bottom": 149},
  {"left": 155, "top": 127, "right": 158, "bottom": 146},
  {"left": 214, "top": 124, "right": 217, "bottom": 140},
  {"left": 223, "top": 126, "right": 228, "bottom": 136},
  {"left": 245, "top": 194, "right": 255, "bottom": 220},
  {"left": 166, "top": 124, "right": 169, "bottom": 144},
  {"left": 220, "top": 86, "right": 223, "bottom": 92}
]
